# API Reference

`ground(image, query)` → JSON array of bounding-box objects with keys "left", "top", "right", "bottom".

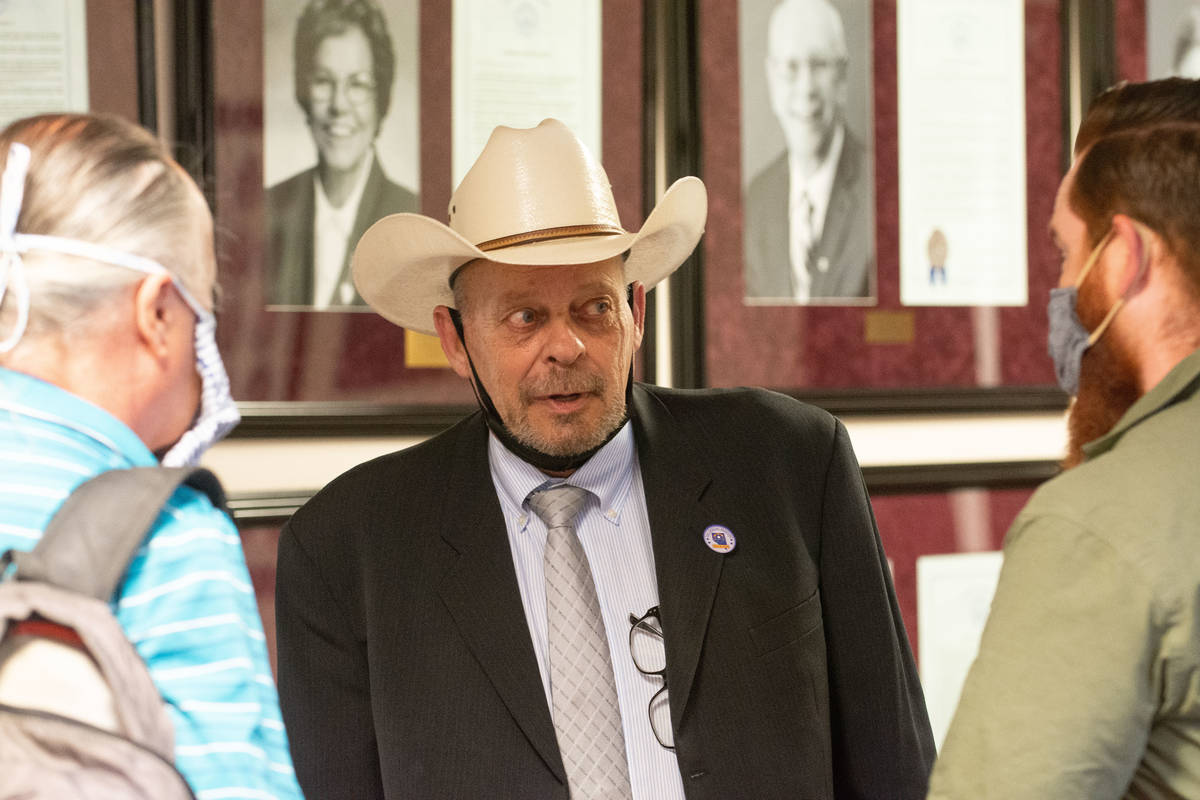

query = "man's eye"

[
  {"left": 587, "top": 299, "right": 612, "bottom": 316},
  {"left": 508, "top": 309, "right": 537, "bottom": 326}
]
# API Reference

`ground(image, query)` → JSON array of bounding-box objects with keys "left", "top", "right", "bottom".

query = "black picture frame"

[
  {"left": 661, "top": 0, "right": 1121, "bottom": 421},
  {"left": 177, "top": 0, "right": 650, "bottom": 438},
  {"left": 167, "top": 0, "right": 1119, "bottom": 477}
]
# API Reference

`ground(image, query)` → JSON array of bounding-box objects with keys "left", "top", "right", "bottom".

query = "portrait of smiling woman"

[{"left": 265, "top": 0, "right": 420, "bottom": 310}]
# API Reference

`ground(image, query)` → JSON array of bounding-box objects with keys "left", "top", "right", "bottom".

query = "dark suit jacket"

[
  {"left": 266, "top": 156, "right": 418, "bottom": 306},
  {"left": 275, "top": 384, "right": 934, "bottom": 799},
  {"left": 744, "top": 128, "right": 874, "bottom": 301}
]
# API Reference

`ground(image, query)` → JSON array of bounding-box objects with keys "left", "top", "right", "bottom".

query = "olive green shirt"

[{"left": 929, "top": 347, "right": 1200, "bottom": 800}]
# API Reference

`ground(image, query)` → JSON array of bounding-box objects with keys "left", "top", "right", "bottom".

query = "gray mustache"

[{"left": 521, "top": 370, "right": 605, "bottom": 399}]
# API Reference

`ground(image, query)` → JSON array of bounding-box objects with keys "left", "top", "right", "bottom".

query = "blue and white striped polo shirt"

[{"left": 0, "top": 366, "right": 302, "bottom": 800}]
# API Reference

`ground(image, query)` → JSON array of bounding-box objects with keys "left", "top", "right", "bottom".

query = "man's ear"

[
  {"left": 1110, "top": 214, "right": 1155, "bottom": 297},
  {"left": 433, "top": 306, "right": 473, "bottom": 379},
  {"left": 132, "top": 273, "right": 180, "bottom": 359},
  {"left": 629, "top": 281, "right": 647, "bottom": 348}
]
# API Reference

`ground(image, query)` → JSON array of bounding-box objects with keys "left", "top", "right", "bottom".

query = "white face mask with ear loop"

[{"left": 0, "top": 141, "right": 240, "bottom": 466}]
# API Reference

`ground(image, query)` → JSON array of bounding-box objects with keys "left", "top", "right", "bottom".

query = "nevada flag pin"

[{"left": 703, "top": 525, "right": 736, "bottom": 554}]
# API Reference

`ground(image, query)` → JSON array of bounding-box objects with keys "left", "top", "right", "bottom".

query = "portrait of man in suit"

[
  {"left": 742, "top": 0, "right": 875, "bottom": 304},
  {"left": 265, "top": 0, "right": 419, "bottom": 309}
]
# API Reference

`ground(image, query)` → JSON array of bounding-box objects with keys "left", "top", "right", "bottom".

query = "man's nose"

[
  {"left": 789, "top": 68, "right": 816, "bottom": 98},
  {"left": 544, "top": 316, "right": 585, "bottom": 365}
]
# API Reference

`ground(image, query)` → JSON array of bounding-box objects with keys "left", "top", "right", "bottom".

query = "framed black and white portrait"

[
  {"left": 262, "top": 0, "right": 420, "bottom": 311},
  {"left": 738, "top": 0, "right": 876, "bottom": 306}
]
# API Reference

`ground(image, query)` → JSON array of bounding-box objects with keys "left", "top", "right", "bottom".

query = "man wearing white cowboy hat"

[{"left": 275, "top": 118, "right": 934, "bottom": 799}]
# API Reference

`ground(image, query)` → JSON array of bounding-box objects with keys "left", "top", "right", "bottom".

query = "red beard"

[{"left": 1063, "top": 285, "right": 1141, "bottom": 469}]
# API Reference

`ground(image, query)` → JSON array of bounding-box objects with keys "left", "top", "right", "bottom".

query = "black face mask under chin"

[{"left": 448, "top": 308, "right": 631, "bottom": 473}]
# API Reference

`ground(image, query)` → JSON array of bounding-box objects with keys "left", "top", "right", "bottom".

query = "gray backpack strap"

[{"left": 3, "top": 467, "right": 226, "bottom": 602}]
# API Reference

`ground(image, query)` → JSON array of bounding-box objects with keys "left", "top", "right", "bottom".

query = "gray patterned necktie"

[{"left": 527, "top": 484, "right": 632, "bottom": 799}]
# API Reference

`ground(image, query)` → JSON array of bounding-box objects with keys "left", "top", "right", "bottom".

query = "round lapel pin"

[{"left": 703, "top": 525, "right": 736, "bottom": 554}]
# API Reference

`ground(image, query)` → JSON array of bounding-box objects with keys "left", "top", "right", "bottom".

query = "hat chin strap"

[{"left": 448, "top": 308, "right": 630, "bottom": 474}]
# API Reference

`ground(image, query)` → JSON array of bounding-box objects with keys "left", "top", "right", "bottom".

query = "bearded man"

[
  {"left": 274, "top": 118, "right": 933, "bottom": 799},
  {"left": 928, "top": 77, "right": 1200, "bottom": 799}
]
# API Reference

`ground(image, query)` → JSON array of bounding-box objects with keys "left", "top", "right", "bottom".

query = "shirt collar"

[
  {"left": 488, "top": 420, "right": 637, "bottom": 530},
  {"left": 0, "top": 366, "right": 158, "bottom": 466},
  {"left": 1082, "top": 345, "right": 1200, "bottom": 459}
]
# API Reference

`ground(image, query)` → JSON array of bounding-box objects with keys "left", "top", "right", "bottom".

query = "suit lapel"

[
  {"left": 347, "top": 156, "right": 386, "bottom": 260},
  {"left": 812, "top": 131, "right": 863, "bottom": 297},
  {"left": 763, "top": 156, "right": 793, "bottom": 298},
  {"left": 631, "top": 386, "right": 724, "bottom": 730},
  {"left": 434, "top": 418, "right": 565, "bottom": 782},
  {"left": 278, "top": 172, "right": 316, "bottom": 304}
]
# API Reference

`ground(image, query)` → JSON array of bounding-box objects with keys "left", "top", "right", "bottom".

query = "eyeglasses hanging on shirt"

[{"left": 628, "top": 606, "right": 674, "bottom": 750}]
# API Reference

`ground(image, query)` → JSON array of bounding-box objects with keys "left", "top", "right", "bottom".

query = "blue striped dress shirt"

[
  {"left": 488, "top": 422, "right": 687, "bottom": 800},
  {"left": 0, "top": 366, "right": 302, "bottom": 800}
]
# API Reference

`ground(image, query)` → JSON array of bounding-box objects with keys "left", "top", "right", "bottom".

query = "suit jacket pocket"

[{"left": 749, "top": 590, "right": 823, "bottom": 656}]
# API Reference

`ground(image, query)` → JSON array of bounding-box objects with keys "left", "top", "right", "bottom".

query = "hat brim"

[{"left": 351, "top": 176, "right": 707, "bottom": 335}]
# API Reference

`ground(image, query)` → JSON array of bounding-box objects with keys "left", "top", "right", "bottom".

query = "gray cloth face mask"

[
  {"left": 1046, "top": 286, "right": 1092, "bottom": 396},
  {"left": 1046, "top": 227, "right": 1131, "bottom": 396}
]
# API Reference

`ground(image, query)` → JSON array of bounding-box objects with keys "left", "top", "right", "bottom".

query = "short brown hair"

[{"left": 1069, "top": 78, "right": 1200, "bottom": 293}]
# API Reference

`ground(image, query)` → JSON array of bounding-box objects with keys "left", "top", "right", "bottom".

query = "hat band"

[{"left": 475, "top": 223, "right": 626, "bottom": 252}]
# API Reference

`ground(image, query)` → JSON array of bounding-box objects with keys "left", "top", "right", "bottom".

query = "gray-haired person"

[
  {"left": 275, "top": 118, "right": 933, "bottom": 799},
  {"left": 0, "top": 112, "right": 301, "bottom": 798}
]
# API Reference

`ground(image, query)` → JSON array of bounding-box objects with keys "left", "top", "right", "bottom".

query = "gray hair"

[{"left": 0, "top": 113, "right": 211, "bottom": 349}]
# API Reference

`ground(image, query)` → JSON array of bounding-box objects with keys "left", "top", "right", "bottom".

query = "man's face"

[
  {"left": 1049, "top": 166, "right": 1092, "bottom": 290},
  {"left": 765, "top": 1, "right": 847, "bottom": 161},
  {"left": 1049, "top": 168, "right": 1141, "bottom": 467},
  {"left": 439, "top": 257, "right": 645, "bottom": 458},
  {"left": 306, "top": 25, "right": 379, "bottom": 175}
]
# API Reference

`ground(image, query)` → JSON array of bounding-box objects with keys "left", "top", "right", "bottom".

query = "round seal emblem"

[{"left": 702, "top": 525, "right": 736, "bottom": 554}]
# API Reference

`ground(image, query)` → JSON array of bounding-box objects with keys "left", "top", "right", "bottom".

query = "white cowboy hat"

[{"left": 351, "top": 118, "right": 707, "bottom": 335}]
